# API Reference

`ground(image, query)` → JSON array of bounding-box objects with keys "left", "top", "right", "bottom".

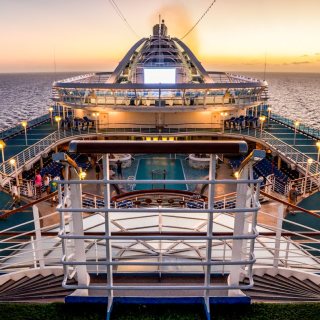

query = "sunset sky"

[{"left": 1, "top": 0, "right": 320, "bottom": 73}]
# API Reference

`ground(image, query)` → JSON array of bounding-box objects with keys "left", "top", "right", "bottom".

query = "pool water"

[{"left": 135, "top": 158, "right": 187, "bottom": 191}]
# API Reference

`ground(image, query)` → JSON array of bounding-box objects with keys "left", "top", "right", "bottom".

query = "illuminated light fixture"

[
  {"left": 48, "top": 107, "right": 54, "bottom": 125},
  {"left": 0, "top": 140, "right": 6, "bottom": 149},
  {"left": 55, "top": 116, "right": 62, "bottom": 132},
  {"left": 169, "top": 137, "right": 175, "bottom": 141},
  {"left": 146, "top": 137, "right": 152, "bottom": 141},
  {"left": 153, "top": 137, "right": 159, "bottom": 141},
  {"left": 0, "top": 140, "right": 6, "bottom": 169},
  {"left": 234, "top": 171, "right": 239, "bottom": 179},
  {"left": 259, "top": 116, "right": 266, "bottom": 122},
  {"left": 79, "top": 171, "right": 87, "bottom": 180},
  {"left": 307, "top": 158, "right": 313, "bottom": 165},
  {"left": 162, "top": 137, "right": 168, "bottom": 141},
  {"left": 9, "top": 158, "right": 16, "bottom": 166},
  {"left": 294, "top": 120, "right": 300, "bottom": 127},
  {"left": 21, "top": 121, "right": 28, "bottom": 145}
]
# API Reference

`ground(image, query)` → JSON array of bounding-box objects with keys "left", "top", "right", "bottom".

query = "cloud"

[
  {"left": 300, "top": 54, "right": 309, "bottom": 57},
  {"left": 315, "top": 53, "right": 320, "bottom": 55},
  {"left": 291, "top": 61, "right": 311, "bottom": 65}
]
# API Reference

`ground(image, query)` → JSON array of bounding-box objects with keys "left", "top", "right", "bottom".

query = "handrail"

[
  {"left": 0, "top": 191, "right": 57, "bottom": 219},
  {"left": 0, "top": 113, "right": 50, "bottom": 139},
  {"left": 260, "top": 190, "right": 320, "bottom": 219}
]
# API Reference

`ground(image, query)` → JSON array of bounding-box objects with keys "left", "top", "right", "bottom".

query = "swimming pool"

[{"left": 134, "top": 158, "right": 187, "bottom": 191}]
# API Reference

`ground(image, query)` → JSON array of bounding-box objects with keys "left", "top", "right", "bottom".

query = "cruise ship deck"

[{"left": 0, "top": 21, "right": 319, "bottom": 320}]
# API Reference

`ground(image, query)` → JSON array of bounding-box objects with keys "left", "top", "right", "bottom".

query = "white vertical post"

[
  {"left": 204, "top": 154, "right": 216, "bottom": 315},
  {"left": 70, "top": 174, "right": 89, "bottom": 289},
  {"left": 273, "top": 204, "right": 284, "bottom": 268},
  {"left": 229, "top": 164, "right": 249, "bottom": 296},
  {"left": 103, "top": 154, "right": 113, "bottom": 315},
  {"left": 32, "top": 205, "right": 45, "bottom": 268}
]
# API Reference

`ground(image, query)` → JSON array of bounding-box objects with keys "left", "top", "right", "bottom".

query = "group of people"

[{"left": 33, "top": 171, "right": 60, "bottom": 205}]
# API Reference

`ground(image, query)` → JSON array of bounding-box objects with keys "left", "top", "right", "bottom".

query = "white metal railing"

[
  {"left": 0, "top": 127, "right": 98, "bottom": 176},
  {"left": 0, "top": 113, "right": 50, "bottom": 140},
  {"left": 255, "top": 130, "right": 320, "bottom": 176},
  {"left": 55, "top": 153, "right": 261, "bottom": 314},
  {"left": 1, "top": 195, "right": 319, "bottom": 273}
]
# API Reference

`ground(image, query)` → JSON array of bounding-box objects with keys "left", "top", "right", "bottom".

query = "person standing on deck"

[
  {"left": 95, "top": 162, "right": 101, "bottom": 180},
  {"left": 287, "top": 184, "right": 298, "bottom": 214},
  {"left": 11, "top": 181, "right": 21, "bottom": 207},
  {"left": 116, "top": 160, "right": 123, "bottom": 179},
  {"left": 34, "top": 171, "right": 42, "bottom": 199}
]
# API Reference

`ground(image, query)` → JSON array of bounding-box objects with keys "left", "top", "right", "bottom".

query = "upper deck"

[{"left": 52, "top": 21, "right": 267, "bottom": 111}]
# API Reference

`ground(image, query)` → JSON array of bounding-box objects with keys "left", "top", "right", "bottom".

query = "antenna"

[
  {"left": 181, "top": 0, "right": 217, "bottom": 40},
  {"left": 263, "top": 50, "right": 267, "bottom": 81}
]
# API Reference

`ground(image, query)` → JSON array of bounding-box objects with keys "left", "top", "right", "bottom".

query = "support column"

[
  {"left": 273, "top": 204, "right": 284, "bottom": 268},
  {"left": 103, "top": 154, "right": 113, "bottom": 318},
  {"left": 203, "top": 154, "right": 216, "bottom": 319},
  {"left": 229, "top": 164, "right": 250, "bottom": 296},
  {"left": 70, "top": 175, "right": 89, "bottom": 290},
  {"left": 32, "top": 205, "right": 45, "bottom": 269}
]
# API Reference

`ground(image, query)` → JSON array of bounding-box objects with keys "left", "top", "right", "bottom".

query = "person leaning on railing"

[{"left": 287, "top": 184, "right": 298, "bottom": 215}]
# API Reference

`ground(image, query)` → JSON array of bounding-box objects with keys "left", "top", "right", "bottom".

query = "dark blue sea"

[{"left": 0, "top": 72, "right": 319, "bottom": 130}]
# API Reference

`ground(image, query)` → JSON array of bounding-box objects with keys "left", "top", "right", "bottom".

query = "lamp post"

[
  {"left": 48, "top": 107, "right": 54, "bottom": 126},
  {"left": 293, "top": 121, "right": 299, "bottom": 146},
  {"left": 92, "top": 112, "right": 100, "bottom": 133},
  {"left": 79, "top": 171, "right": 87, "bottom": 180},
  {"left": 0, "top": 140, "right": 6, "bottom": 174},
  {"left": 303, "top": 158, "right": 313, "bottom": 196},
  {"left": 316, "top": 141, "right": 320, "bottom": 173},
  {"left": 267, "top": 106, "right": 272, "bottom": 127},
  {"left": 220, "top": 112, "right": 228, "bottom": 133},
  {"left": 55, "top": 116, "right": 61, "bottom": 132},
  {"left": 9, "top": 158, "right": 19, "bottom": 186},
  {"left": 21, "top": 121, "right": 28, "bottom": 145},
  {"left": 259, "top": 115, "right": 266, "bottom": 134}
]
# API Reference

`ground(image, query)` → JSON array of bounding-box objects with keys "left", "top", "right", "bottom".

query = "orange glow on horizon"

[{"left": 1, "top": 0, "right": 320, "bottom": 73}]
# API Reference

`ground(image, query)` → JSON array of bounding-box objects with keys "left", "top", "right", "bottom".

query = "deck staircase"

[
  {"left": 0, "top": 268, "right": 76, "bottom": 302},
  {"left": 241, "top": 268, "right": 320, "bottom": 302}
]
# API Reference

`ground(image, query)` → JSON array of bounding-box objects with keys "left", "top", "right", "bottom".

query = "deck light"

[
  {"left": 9, "top": 158, "right": 19, "bottom": 186},
  {"left": 304, "top": 158, "right": 314, "bottom": 196},
  {"left": 0, "top": 140, "right": 6, "bottom": 172},
  {"left": 21, "top": 121, "right": 28, "bottom": 145},
  {"left": 259, "top": 116, "right": 266, "bottom": 133},
  {"left": 55, "top": 116, "right": 62, "bottom": 132},
  {"left": 267, "top": 107, "right": 272, "bottom": 126},
  {"left": 79, "top": 171, "right": 87, "bottom": 180},
  {"left": 316, "top": 141, "right": 320, "bottom": 172},
  {"left": 48, "top": 107, "right": 54, "bottom": 125},
  {"left": 234, "top": 171, "right": 239, "bottom": 179}
]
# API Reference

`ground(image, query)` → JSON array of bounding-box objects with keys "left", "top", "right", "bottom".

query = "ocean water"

[{"left": 0, "top": 72, "right": 319, "bottom": 130}]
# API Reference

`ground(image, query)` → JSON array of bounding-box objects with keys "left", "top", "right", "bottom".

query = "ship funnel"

[{"left": 153, "top": 19, "right": 168, "bottom": 36}]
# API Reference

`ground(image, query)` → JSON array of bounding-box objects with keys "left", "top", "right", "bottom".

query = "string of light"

[
  {"left": 108, "top": 0, "right": 139, "bottom": 38},
  {"left": 181, "top": 0, "right": 217, "bottom": 40}
]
